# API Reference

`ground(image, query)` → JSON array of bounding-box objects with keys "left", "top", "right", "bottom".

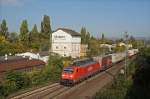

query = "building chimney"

[
  {"left": 22, "top": 55, "right": 25, "bottom": 58},
  {"left": 29, "top": 56, "right": 32, "bottom": 60},
  {"left": 5, "top": 54, "right": 8, "bottom": 60},
  {"left": 9, "top": 53, "right": 12, "bottom": 56},
  {"left": 37, "top": 53, "right": 40, "bottom": 59}
]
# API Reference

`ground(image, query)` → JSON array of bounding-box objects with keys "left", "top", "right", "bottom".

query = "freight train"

[{"left": 60, "top": 49, "right": 138, "bottom": 85}]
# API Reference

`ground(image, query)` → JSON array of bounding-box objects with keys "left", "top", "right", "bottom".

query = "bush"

[
  {"left": 0, "top": 71, "right": 31, "bottom": 97},
  {"left": 48, "top": 53, "right": 63, "bottom": 81},
  {"left": 28, "top": 70, "right": 44, "bottom": 85},
  {"left": 0, "top": 82, "right": 5, "bottom": 97},
  {"left": 5, "top": 71, "right": 30, "bottom": 90}
]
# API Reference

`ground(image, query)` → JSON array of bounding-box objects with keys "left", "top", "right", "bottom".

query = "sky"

[{"left": 0, "top": 0, "right": 150, "bottom": 38}]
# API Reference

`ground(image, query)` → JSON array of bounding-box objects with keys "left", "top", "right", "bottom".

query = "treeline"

[
  {"left": 0, "top": 15, "right": 52, "bottom": 55},
  {"left": 0, "top": 15, "right": 143, "bottom": 56},
  {"left": 80, "top": 27, "right": 143, "bottom": 57}
]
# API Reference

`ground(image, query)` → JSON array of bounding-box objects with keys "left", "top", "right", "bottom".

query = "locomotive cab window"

[
  {"left": 63, "top": 69, "right": 74, "bottom": 73},
  {"left": 69, "top": 62, "right": 77, "bottom": 66}
]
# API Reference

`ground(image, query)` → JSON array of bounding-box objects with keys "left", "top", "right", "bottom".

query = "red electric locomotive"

[
  {"left": 61, "top": 58, "right": 101, "bottom": 84},
  {"left": 61, "top": 55, "right": 112, "bottom": 85}
]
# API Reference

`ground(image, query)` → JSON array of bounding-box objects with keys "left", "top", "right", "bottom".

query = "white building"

[
  {"left": 100, "top": 44, "right": 114, "bottom": 51},
  {"left": 52, "top": 28, "right": 81, "bottom": 58},
  {"left": 16, "top": 51, "right": 49, "bottom": 63}
]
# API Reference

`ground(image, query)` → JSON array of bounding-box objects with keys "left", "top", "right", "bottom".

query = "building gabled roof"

[
  {"left": 0, "top": 56, "right": 28, "bottom": 63},
  {"left": 55, "top": 28, "right": 81, "bottom": 37},
  {"left": 0, "top": 57, "right": 46, "bottom": 72}
]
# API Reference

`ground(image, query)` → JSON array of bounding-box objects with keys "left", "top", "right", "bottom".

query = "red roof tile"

[{"left": 0, "top": 59, "right": 46, "bottom": 72}]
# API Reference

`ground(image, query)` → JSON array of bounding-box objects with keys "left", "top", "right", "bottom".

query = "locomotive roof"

[
  {"left": 73, "top": 58, "right": 93, "bottom": 62},
  {"left": 70, "top": 58, "right": 97, "bottom": 67}
]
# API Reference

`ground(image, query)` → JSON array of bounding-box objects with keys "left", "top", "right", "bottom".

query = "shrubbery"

[
  {"left": 48, "top": 53, "right": 63, "bottom": 81},
  {"left": 0, "top": 71, "right": 30, "bottom": 97}
]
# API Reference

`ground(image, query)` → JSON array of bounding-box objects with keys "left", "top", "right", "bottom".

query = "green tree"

[
  {"left": 87, "top": 39, "right": 101, "bottom": 57},
  {"left": 41, "top": 21, "right": 44, "bottom": 33},
  {"left": 31, "top": 24, "right": 38, "bottom": 34},
  {"left": 28, "top": 24, "right": 40, "bottom": 51},
  {"left": 19, "top": 20, "right": 29, "bottom": 46},
  {"left": 0, "top": 19, "right": 9, "bottom": 39},
  {"left": 9, "top": 32, "right": 19, "bottom": 43},
  {"left": 41, "top": 15, "right": 52, "bottom": 39},
  {"left": 0, "top": 35, "right": 7, "bottom": 43},
  {"left": 86, "top": 32, "right": 91, "bottom": 44},
  {"left": 40, "top": 15, "right": 52, "bottom": 51},
  {"left": 81, "top": 27, "right": 87, "bottom": 44},
  {"left": 30, "top": 24, "right": 39, "bottom": 42},
  {"left": 102, "top": 33, "right": 104, "bottom": 41}
]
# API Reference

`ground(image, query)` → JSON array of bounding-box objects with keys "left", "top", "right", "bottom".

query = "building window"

[
  {"left": 64, "top": 46, "right": 66, "bottom": 49},
  {"left": 56, "top": 46, "right": 58, "bottom": 49}
]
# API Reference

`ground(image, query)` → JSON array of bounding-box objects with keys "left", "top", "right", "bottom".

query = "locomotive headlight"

[
  {"left": 70, "top": 75, "right": 73, "bottom": 78},
  {"left": 62, "top": 74, "right": 65, "bottom": 77}
]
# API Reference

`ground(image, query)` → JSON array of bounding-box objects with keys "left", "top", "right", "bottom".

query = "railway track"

[
  {"left": 11, "top": 83, "right": 70, "bottom": 99},
  {"left": 11, "top": 56, "right": 136, "bottom": 99}
]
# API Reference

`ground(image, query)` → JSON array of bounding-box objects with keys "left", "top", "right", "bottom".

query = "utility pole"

[
  {"left": 124, "top": 32, "right": 128, "bottom": 79},
  {"left": 102, "top": 33, "right": 105, "bottom": 56}
]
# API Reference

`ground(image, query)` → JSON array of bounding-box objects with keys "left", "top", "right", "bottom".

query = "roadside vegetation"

[{"left": 93, "top": 46, "right": 150, "bottom": 99}]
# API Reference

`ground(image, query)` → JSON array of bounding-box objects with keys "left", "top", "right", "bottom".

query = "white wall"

[{"left": 52, "top": 30, "right": 81, "bottom": 58}]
